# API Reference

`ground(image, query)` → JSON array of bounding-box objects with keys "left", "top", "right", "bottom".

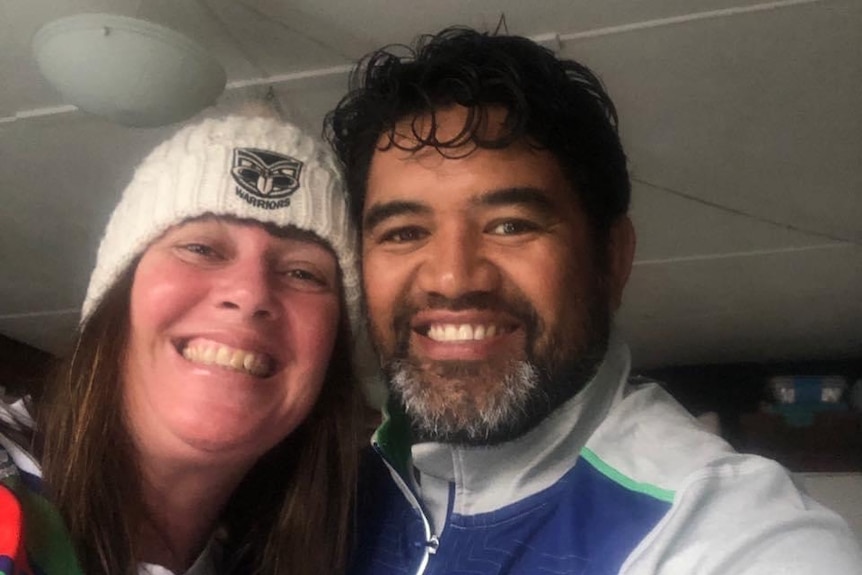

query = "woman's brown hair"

[{"left": 38, "top": 258, "right": 363, "bottom": 574}]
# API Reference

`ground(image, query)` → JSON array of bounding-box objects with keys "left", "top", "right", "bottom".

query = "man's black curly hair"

[{"left": 324, "top": 27, "right": 630, "bottom": 235}]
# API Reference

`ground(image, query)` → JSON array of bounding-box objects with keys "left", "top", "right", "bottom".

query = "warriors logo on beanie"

[
  {"left": 82, "top": 115, "right": 360, "bottom": 333},
  {"left": 231, "top": 148, "right": 303, "bottom": 209}
]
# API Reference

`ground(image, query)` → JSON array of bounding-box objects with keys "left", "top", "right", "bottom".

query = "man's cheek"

[{"left": 367, "top": 312, "right": 398, "bottom": 361}]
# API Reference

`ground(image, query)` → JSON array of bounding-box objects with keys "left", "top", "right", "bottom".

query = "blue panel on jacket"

[{"left": 350, "top": 449, "right": 672, "bottom": 575}]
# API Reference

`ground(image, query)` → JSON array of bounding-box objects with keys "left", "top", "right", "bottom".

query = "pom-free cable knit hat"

[{"left": 81, "top": 114, "right": 360, "bottom": 331}]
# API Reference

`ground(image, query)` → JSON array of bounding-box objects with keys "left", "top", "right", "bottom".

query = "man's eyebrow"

[
  {"left": 363, "top": 200, "right": 431, "bottom": 231},
  {"left": 475, "top": 187, "right": 558, "bottom": 216}
]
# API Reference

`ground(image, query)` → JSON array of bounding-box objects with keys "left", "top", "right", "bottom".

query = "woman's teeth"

[
  {"left": 427, "top": 324, "right": 499, "bottom": 342},
  {"left": 182, "top": 342, "right": 273, "bottom": 377}
]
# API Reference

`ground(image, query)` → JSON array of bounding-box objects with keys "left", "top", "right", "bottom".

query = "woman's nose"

[{"left": 214, "top": 259, "right": 280, "bottom": 321}]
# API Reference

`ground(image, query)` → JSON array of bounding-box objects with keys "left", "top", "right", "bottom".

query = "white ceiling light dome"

[{"left": 33, "top": 13, "right": 226, "bottom": 127}]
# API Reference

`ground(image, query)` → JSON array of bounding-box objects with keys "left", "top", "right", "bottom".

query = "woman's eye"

[
  {"left": 179, "top": 243, "right": 220, "bottom": 258},
  {"left": 488, "top": 220, "right": 541, "bottom": 236},
  {"left": 279, "top": 267, "right": 331, "bottom": 290},
  {"left": 287, "top": 269, "right": 320, "bottom": 282}
]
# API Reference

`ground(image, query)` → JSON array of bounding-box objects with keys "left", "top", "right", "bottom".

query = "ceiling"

[{"left": 1, "top": 0, "right": 859, "bottom": 369}]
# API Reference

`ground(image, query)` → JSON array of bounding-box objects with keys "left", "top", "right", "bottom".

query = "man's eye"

[
  {"left": 488, "top": 220, "right": 541, "bottom": 236},
  {"left": 379, "top": 226, "right": 428, "bottom": 244}
]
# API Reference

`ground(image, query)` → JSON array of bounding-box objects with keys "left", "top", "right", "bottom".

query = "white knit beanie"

[{"left": 82, "top": 114, "right": 360, "bottom": 332}]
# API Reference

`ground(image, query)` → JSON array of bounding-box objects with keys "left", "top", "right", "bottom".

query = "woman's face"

[{"left": 124, "top": 217, "right": 341, "bottom": 467}]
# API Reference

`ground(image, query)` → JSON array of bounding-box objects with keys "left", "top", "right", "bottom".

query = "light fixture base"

[{"left": 33, "top": 13, "right": 226, "bottom": 127}]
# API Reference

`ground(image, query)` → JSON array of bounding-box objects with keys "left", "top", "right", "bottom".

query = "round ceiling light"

[{"left": 33, "top": 13, "right": 226, "bottom": 127}]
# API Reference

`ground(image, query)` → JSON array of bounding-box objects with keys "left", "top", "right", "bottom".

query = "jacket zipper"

[{"left": 373, "top": 444, "right": 439, "bottom": 574}]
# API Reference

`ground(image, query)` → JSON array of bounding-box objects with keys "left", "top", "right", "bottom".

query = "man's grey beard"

[
  {"left": 373, "top": 261, "right": 612, "bottom": 446},
  {"left": 389, "top": 359, "right": 541, "bottom": 445},
  {"left": 383, "top": 327, "right": 609, "bottom": 446}
]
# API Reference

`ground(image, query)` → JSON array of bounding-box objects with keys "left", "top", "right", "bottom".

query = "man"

[{"left": 326, "top": 28, "right": 862, "bottom": 574}]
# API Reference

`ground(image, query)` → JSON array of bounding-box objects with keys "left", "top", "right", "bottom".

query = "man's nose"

[
  {"left": 214, "top": 258, "right": 280, "bottom": 321},
  {"left": 415, "top": 228, "right": 500, "bottom": 299}
]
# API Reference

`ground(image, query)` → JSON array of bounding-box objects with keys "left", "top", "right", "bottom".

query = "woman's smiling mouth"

[{"left": 177, "top": 338, "right": 275, "bottom": 378}]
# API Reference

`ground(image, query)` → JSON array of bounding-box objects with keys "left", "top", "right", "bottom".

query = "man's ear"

[{"left": 606, "top": 215, "right": 636, "bottom": 310}]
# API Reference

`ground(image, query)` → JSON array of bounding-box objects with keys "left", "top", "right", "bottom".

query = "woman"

[{"left": 0, "top": 114, "right": 363, "bottom": 574}]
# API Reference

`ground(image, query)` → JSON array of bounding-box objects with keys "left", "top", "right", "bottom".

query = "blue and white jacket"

[{"left": 349, "top": 338, "right": 862, "bottom": 574}]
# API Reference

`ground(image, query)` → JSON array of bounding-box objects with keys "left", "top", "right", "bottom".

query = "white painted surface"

[{"left": 797, "top": 473, "right": 862, "bottom": 542}]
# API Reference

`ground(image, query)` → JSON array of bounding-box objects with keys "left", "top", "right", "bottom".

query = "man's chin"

[
  {"left": 384, "top": 334, "right": 610, "bottom": 446},
  {"left": 386, "top": 358, "right": 546, "bottom": 445}
]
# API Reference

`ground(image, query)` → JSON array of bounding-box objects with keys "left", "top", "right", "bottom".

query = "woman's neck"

[{"left": 136, "top": 456, "right": 250, "bottom": 573}]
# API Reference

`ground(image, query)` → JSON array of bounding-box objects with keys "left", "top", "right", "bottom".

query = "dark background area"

[
  {"left": 0, "top": 334, "right": 53, "bottom": 398},
  {"left": 642, "top": 358, "right": 862, "bottom": 472}
]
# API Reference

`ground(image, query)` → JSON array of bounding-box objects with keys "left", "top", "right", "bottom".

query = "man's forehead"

[
  {"left": 365, "top": 148, "right": 579, "bottom": 230},
  {"left": 365, "top": 104, "right": 582, "bottom": 221}
]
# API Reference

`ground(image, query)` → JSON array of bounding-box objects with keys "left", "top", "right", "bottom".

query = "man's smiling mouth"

[
  {"left": 178, "top": 338, "right": 275, "bottom": 378},
  {"left": 419, "top": 323, "right": 516, "bottom": 342}
]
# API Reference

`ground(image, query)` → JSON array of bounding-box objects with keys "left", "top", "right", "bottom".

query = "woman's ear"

[{"left": 606, "top": 215, "right": 636, "bottom": 310}]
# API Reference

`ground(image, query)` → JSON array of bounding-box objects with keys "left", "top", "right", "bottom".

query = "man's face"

[{"left": 362, "top": 107, "right": 633, "bottom": 444}]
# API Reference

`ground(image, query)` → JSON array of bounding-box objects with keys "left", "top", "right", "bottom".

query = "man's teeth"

[
  {"left": 427, "top": 324, "right": 499, "bottom": 342},
  {"left": 182, "top": 342, "right": 272, "bottom": 377}
]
